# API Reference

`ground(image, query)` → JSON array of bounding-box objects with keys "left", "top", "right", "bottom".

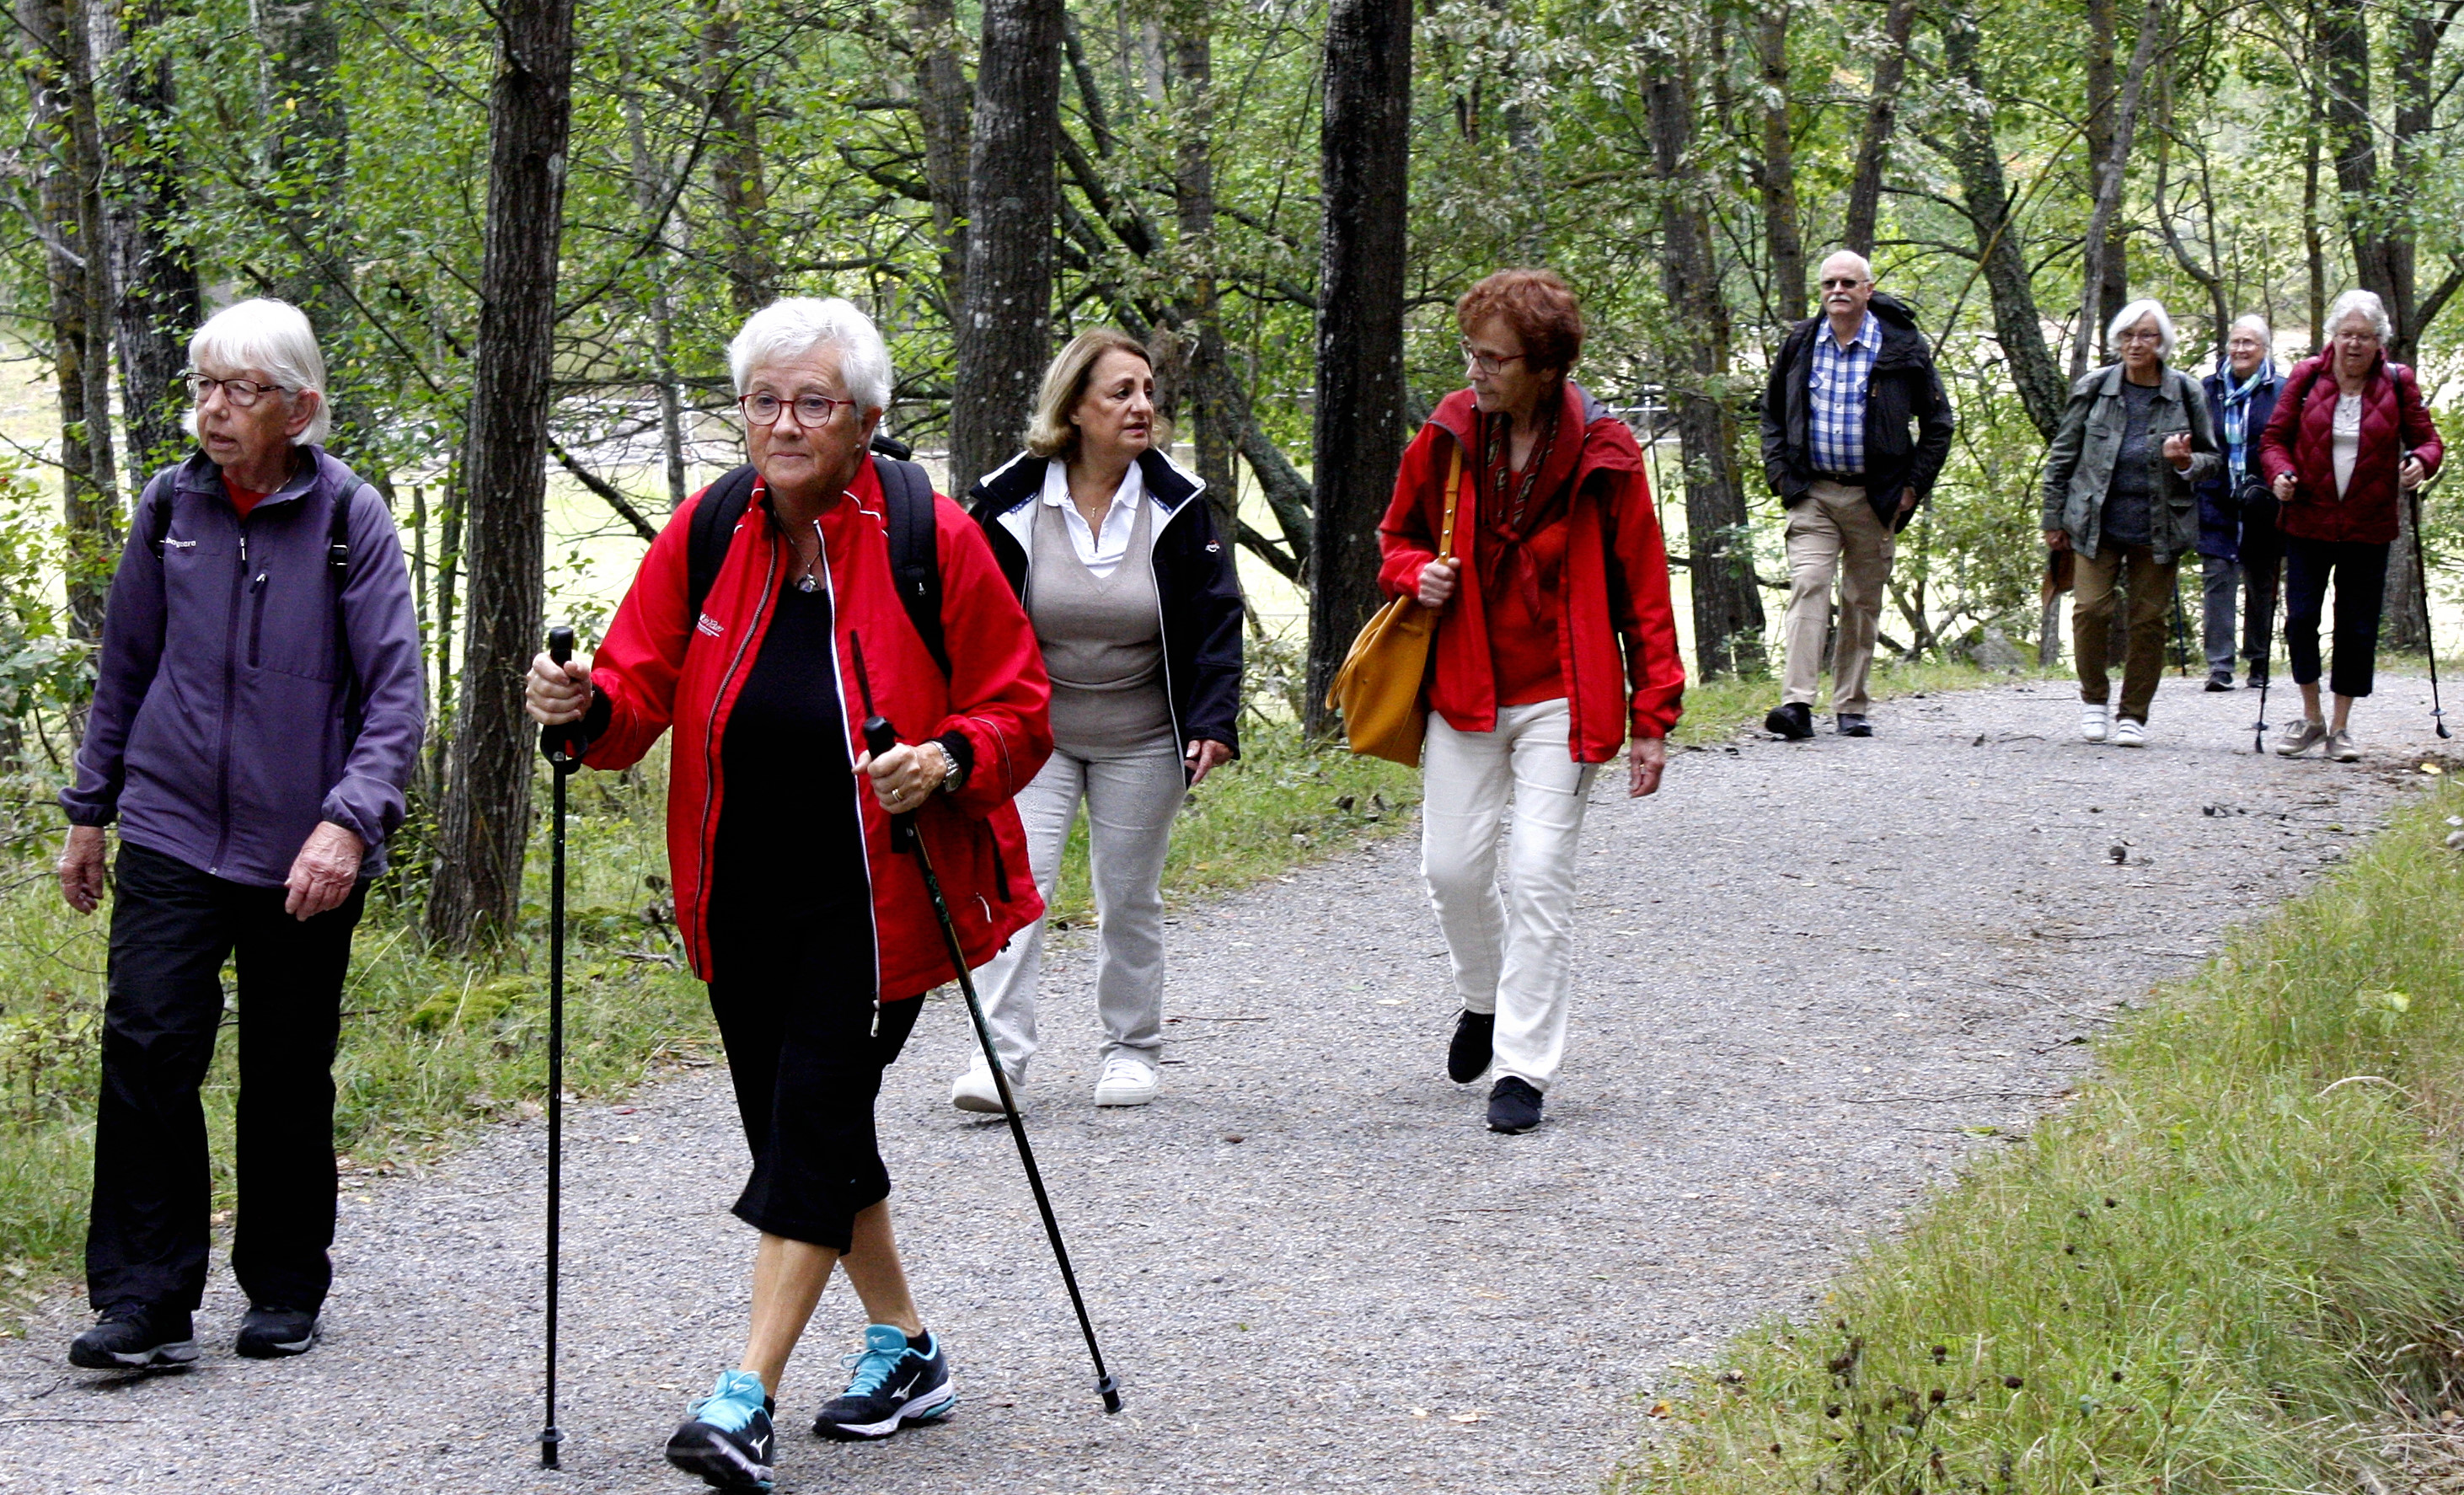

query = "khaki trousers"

[
  {"left": 1781, "top": 480, "right": 1896, "bottom": 715},
  {"left": 2070, "top": 542, "right": 2177, "bottom": 722}
]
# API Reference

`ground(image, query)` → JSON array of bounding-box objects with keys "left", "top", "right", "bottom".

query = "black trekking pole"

[
  {"left": 2253, "top": 555, "right": 2281, "bottom": 754},
  {"left": 2169, "top": 570, "right": 2192, "bottom": 677},
  {"left": 538, "top": 624, "right": 581, "bottom": 1468},
  {"left": 2408, "top": 481, "right": 2451, "bottom": 739},
  {"left": 851, "top": 640, "right": 1122, "bottom": 1416}
]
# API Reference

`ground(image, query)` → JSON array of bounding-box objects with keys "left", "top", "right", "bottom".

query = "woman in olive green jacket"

[{"left": 2040, "top": 298, "right": 2220, "bottom": 747}]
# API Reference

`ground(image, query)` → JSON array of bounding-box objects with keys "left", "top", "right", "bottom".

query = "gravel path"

[{"left": 1, "top": 678, "right": 2447, "bottom": 1494}]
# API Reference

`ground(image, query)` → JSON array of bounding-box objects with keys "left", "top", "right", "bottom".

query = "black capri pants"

[
  {"left": 704, "top": 922, "right": 922, "bottom": 1253},
  {"left": 2283, "top": 536, "right": 2391, "bottom": 699}
]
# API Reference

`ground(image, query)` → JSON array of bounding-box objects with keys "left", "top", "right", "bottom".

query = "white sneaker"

[
  {"left": 2080, "top": 703, "right": 2110, "bottom": 742},
  {"left": 2112, "top": 717, "right": 2146, "bottom": 748},
  {"left": 2327, "top": 728, "right": 2360, "bottom": 763},
  {"left": 1092, "top": 1055, "right": 1158, "bottom": 1107},
  {"left": 949, "top": 1058, "right": 1017, "bottom": 1115},
  {"left": 2274, "top": 718, "right": 2327, "bottom": 757}
]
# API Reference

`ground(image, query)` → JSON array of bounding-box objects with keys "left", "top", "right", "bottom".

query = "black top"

[
  {"left": 710, "top": 575, "right": 870, "bottom": 971},
  {"left": 2102, "top": 379, "right": 2161, "bottom": 549}
]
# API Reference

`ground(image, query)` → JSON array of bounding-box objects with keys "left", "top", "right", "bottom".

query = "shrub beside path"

[{"left": 0, "top": 678, "right": 2445, "bottom": 1494}]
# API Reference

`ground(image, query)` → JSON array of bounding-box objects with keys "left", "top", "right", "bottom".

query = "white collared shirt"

[{"left": 1040, "top": 458, "right": 1145, "bottom": 578}]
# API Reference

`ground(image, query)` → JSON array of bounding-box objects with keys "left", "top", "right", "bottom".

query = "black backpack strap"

[
  {"left": 686, "top": 464, "right": 762, "bottom": 624},
  {"left": 874, "top": 453, "right": 948, "bottom": 678},
  {"left": 146, "top": 480, "right": 174, "bottom": 560},
  {"left": 326, "top": 480, "right": 362, "bottom": 716}
]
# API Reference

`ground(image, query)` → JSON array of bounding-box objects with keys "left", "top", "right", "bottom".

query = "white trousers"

[
  {"left": 1419, "top": 699, "right": 1597, "bottom": 1090},
  {"left": 970, "top": 732, "right": 1186, "bottom": 1080}
]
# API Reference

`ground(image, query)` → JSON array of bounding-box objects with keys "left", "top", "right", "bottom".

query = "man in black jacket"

[{"left": 1758, "top": 251, "right": 1955, "bottom": 738}]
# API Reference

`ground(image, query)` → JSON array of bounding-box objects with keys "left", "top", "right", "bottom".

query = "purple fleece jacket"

[{"left": 60, "top": 450, "right": 424, "bottom": 887}]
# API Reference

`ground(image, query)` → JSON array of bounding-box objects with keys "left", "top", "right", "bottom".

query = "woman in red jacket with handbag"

[
  {"left": 1376, "top": 269, "right": 1685, "bottom": 1135},
  {"left": 2258, "top": 288, "right": 2443, "bottom": 761},
  {"left": 526, "top": 298, "right": 1051, "bottom": 1490}
]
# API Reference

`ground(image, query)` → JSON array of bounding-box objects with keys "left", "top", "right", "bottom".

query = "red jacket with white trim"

[
  {"left": 581, "top": 459, "right": 1053, "bottom": 999},
  {"left": 1377, "top": 384, "right": 1686, "bottom": 760}
]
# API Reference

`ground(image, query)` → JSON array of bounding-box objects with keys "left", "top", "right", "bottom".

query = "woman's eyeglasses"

[
  {"left": 182, "top": 373, "right": 288, "bottom": 409},
  {"left": 1460, "top": 340, "right": 1529, "bottom": 376},
  {"left": 740, "top": 392, "right": 854, "bottom": 427}
]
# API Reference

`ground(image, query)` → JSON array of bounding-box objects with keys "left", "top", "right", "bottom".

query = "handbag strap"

[{"left": 1437, "top": 445, "right": 1462, "bottom": 564}]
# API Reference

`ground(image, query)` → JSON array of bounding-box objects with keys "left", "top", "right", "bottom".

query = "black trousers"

[
  {"left": 2236, "top": 514, "right": 2284, "bottom": 674},
  {"left": 2284, "top": 536, "right": 2391, "bottom": 699},
  {"left": 86, "top": 841, "right": 365, "bottom": 1315}
]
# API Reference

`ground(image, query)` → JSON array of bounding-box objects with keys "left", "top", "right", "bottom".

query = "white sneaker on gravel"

[
  {"left": 2112, "top": 717, "right": 2146, "bottom": 748},
  {"left": 2080, "top": 703, "right": 2110, "bottom": 742},
  {"left": 1093, "top": 1055, "right": 1158, "bottom": 1107},
  {"left": 949, "top": 1058, "right": 1018, "bottom": 1115},
  {"left": 2327, "top": 728, "right": 2361, "bottom": 763},
  {"left": 2275, "top": 718, "right": 2327, "bottom": 757}
]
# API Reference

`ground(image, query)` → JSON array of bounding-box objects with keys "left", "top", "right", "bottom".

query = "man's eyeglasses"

[
  {"left": 1819, "top": 277, "right": 1869, "bottom": 291},
  {"left": 182, "top": 373, "right": 289, "bottom": 409},
  {"left": 1460, "top": 340, "right": 1529, "bottom": 376},
  {"left": 740, "top": 391, "right": 854, "bottom": 427}
]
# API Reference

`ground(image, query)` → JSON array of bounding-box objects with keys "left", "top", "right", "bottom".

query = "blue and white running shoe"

[
  {"left": 812, "top": 1325, "right": 956, "bottom": 1439},
  {"left": 665, "top": 1369, "right": 775, "bottom": 1491}
]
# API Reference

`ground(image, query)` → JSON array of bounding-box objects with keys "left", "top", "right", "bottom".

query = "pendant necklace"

[{"left": 794, "top": 518, "right": 824, "bottom": 592}]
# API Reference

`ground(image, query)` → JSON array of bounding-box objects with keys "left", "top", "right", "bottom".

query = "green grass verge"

[{"left": 1614, "top": 772, "right": 2464, "bottom": 1494}]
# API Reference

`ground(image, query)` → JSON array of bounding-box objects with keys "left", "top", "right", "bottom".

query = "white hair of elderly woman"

[
  {"left": 2105, "top": 298, "right": 2177, "bottom": 362},
  {"left": 2229, "top": 313, "right": 2274, "bottom": 345},
  {"left": 2326, "top": 287, "right": 2395, "bottom": 346},
  {"left": 728, "top": 297, "right": 892, "bottom": 415},
  {"left": 185, "top": 297, "right": 331, "bottom": 447}
]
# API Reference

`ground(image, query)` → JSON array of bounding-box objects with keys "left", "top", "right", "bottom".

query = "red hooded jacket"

[
  {"left": 2257, "top": 353, "right": 2443, "bottom": 545},
  {"left": 1376, "top": 384, "right": 1685, "bottom": 760},
  {"left": 581, "top": 459, "right": 1053, "bottom": 1000}
]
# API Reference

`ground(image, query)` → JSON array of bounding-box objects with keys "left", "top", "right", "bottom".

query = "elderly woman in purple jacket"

[{"left": 52, "top": 299, "right": 422, "bottom": 1371}]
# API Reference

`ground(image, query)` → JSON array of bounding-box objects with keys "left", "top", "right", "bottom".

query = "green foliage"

[{"left": 1616, "top": 778, "right": 2464, "bottom": 1495}]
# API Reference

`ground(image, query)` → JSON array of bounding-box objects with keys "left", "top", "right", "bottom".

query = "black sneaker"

[
  {"left": 812, "top": 1325, "right": 956, "bottom": 1440},
  {"left": 1763, "top": 702, "right": 1815, "bottom": 740},
  {"left": 1446, "top": 1010, "right": 1495, "bottom": 1084},
  {"left": 235, "top": 1305, "right": 319, "bottom": 1358},
  {"left": 2204, "top": 673, "right": 2234, "bottom": 692},
  {"left": 2245, "top": 673, "right": 2269, "bottom": 690},
  {"left": 68, "top": 1305, "right": 198, "bottom": 1370},
  {"left": 1835, "top": 713, "right": 1872, "bottom": 737},
  {"left": 1486, "top": 1076, "right": 1544, "bottom": 1133},
  {"left": 666, "top": 1370, "right": 775, "bottom": 1491}
]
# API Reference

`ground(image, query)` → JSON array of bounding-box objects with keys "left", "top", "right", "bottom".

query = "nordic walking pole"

[
  {"left": 851, "top": 641, "right": 1122, "bottom": 1415},
  {"left": 2409, "top": 480, "right": 2451, "bottom": 739},
  {"left": 2253, "top": 553, "right": 2280, "bottom": 754},
  {"left": 2169, "top": 569, "right": 2192, "bottom": 677},
  {"left": 538, "top": 624, "right": 581, "bottom": 1468}
]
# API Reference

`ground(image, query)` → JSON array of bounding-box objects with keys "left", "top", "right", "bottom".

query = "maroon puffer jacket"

[{"left": 2257, "top": 354, "right": 2443, "bottom": 544}]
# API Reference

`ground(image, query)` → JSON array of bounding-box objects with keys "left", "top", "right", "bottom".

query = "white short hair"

[
  {"left": 2229, "top": 313, "right": 2273, "bottom": 345},
  {"left": 2327, "top": 288, "right": 2394, "bottom": 346},
  {"left": 186, "top": 298, "right": 330, "bottom": 446},
  {"left": 728, "top": 297, "right": 892, "bottom": 414},
  {"left": 1819, "top": 249, "right": 1874, "bottom": 284},
  {"left": 2107, "top": 298, "right": 2177, "bottom": 362}
]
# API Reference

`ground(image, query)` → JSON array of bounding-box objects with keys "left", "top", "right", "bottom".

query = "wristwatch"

[{"left": 935, "top": 741, "right": 967, "bottom": 794}]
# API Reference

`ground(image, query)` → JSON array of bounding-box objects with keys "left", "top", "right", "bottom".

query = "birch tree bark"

[
  {"left": 425, "top": 0, "right": 577, "bottom": 951},
  {"left": 1303, "top": 0, "right": 1411, "bottom": 736}
]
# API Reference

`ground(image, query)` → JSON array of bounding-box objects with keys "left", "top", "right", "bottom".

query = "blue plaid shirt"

[{"left": 1807, "top": 310, "right": 1880, "bottom": 477}]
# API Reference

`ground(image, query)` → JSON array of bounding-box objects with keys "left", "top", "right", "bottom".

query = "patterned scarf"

[
  {"left": 2218, "top": 363, "right": 2271, "bottom": 487},
  {"left": 1478, "top": 394, "right": 1569, "bottom": 617}
]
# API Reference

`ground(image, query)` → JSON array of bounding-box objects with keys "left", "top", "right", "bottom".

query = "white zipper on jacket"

[
  {"left": 693, "top": 513, "right": 779, "bottom": 978},
  {"left": 815, "top": 528, "right": 887, "bottom": 1037}
]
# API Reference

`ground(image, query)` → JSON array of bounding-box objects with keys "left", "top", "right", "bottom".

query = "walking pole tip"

[{"left": 1099, "top": 1374, "right": 1122, "bottom": 1414}]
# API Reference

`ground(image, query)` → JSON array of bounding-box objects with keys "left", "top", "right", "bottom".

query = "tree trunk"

[
  {"left": 702, "top": 0, "right": 775, "bottom": 317},
  {"left": 18, "top": 0, "right": 117, "bottom": 641},
  {"left": 623, "top": 89, "right": 688, "bottom": 509},
  {"left": 1942, "top": 3, "right": 2067, "bottom": 442},
  {"left": 1647, "top": 41, "right": 1766, "bottom": 680},
  {"left": 2071, "top": 0, "right": 2161, "bottom": 383},
  {"left": 1840, "top": 0, "right": 1918, "bottom": 261},
  {"left": 2081, "top": 0, "right": 2129, "bottom": 365},
  {"left": 94, "top": 0, "right": 199, "bottom": 479},
  {"left": 2303, "top": 50, "right": 2327, "bottom": 350},
  {"left": 905, "top": 0, "right": 972, "bottom": 314},
  {"left": 424, "top": 0, "right": 577, "bottom": 951},
  {"left": 251, "top": 0, "right": 348, "bottom": 338},
  {"left": 1754, "top": 7, "right": 1805, "bottom": 321},
  {"left": 1302, "top": 0, "right": 1411, "bottom": 737},
  {"left": 1171, "top": 24, "right": 1240, "bottom": 556},
  {"left": 947, "top": 0, "right": 1063, "bottom": 499}
]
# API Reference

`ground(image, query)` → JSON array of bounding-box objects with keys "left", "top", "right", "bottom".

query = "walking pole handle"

[
  {"left": 541, "top": 625, "right": 581, "bottom": 774},
  {"left": 861, "top": 714, "right": 919, "bottom": 852}
]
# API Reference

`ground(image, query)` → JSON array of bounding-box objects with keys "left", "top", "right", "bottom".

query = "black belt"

[{"left": 1812, "top": 470, "right": 1867, "bottom": 485}]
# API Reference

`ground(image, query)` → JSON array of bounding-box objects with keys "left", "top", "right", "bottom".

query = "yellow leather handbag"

[{"left": 1326, "top": 447, "right": 1463, "bottom": 766}]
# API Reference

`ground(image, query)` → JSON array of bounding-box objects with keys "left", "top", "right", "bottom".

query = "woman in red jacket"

[
  {"left": 1377, "top": 269, "right": 1685, "bottom": 1135},
  {"left": 2258, "top": 288, "right": 2443, "bottom": 761},
  {"left": 525, "top": 297, "right": 1051, "bottom": 1491}
]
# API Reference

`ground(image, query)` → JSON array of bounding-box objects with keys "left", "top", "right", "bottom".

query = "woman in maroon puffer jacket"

[{"left": 2257, "top": 288, "right": 2443, "bottom": 762}]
